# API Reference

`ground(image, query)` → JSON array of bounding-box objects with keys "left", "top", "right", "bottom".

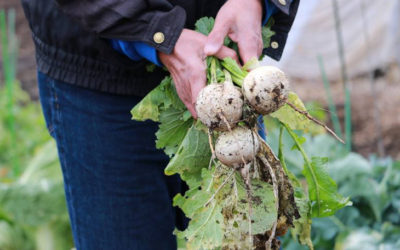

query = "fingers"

[
  {"left": 214, "top": 46, "right": 240, "bottom": 64},
  {"left": 237, "top": 32, "right": 263, "bottom": 63},
  {"left": 190, "top": 74, "right": 206, "bottom": 119},
  {"left": 171, "top": 63, "right": 206, "bottom": 119},
  {"left": 189, "top": 60, "right": 207, "bottom": 118},
  {"left": 204, "top": 17, "right": 230, "bottom": 56}
]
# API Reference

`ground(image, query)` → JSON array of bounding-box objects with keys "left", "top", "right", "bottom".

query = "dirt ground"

[
  {"left": 1, "top": 1, "right": 399, "bottom": 159},
  {"left": 291, "top": 64, "right": 400, "bottom": 159}
]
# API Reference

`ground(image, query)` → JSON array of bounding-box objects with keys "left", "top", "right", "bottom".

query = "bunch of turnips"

[
  {"left": 195, "top": 59, "right": 300, "bottom": 249},
  {"left": 196, "top": 64, "right": 289, "bottom": 168},
  {"left": 131, "top": 17, "right": 348, "bottom": 250}
]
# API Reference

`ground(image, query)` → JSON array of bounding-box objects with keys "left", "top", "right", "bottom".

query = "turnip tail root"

[
  {"left": 240, "top": 162, "right": 254, "bottom": 248},
  {"left": 204, "top": 169, "right": 235, "bottom": 207},
  {"left": 285, "top": 100, "right": 345, "bottom": 144},
  {"left": 242, "top": 66, "right": 290, "bottom": 115},
  {"left": 208, "top": 128, "right": 217, "bottom": 169}
]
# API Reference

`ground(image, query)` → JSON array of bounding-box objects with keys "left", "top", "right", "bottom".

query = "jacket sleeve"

[
  {"left": 54, "top": 0, "right": 187, "bottom": 54},
  {"left": 263, "top": 0, "right": 300, "bottom": 61}
]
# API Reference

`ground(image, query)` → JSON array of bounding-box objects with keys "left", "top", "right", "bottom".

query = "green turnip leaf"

[
  {"left": 130, "top": 77, "right": 171, "bottom": 122},
  {"left": 271, "top": 92, "right": 324, "bottom": 135},
  {"left": 195, "top": 17, "right": 215, "bottom": 36},
  {"left": 156, "top": 107, "right": 193, "bottom": 157},
  {"left": 164, "top": 123, "right": 210, "bottom": 182}
]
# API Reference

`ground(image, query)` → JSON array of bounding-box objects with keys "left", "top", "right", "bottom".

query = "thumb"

[{"left": 204, "top": 20, "right": 230, "bottom": 56}]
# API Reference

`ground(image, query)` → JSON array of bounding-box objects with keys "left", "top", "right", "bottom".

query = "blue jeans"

[{"left": 37, "top": 72, "right": 187, "bottom": 250}]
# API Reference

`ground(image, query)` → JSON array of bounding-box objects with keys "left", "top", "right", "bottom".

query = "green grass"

[{"left": 0, "top": 9, "right": 20, "bottom": 176}]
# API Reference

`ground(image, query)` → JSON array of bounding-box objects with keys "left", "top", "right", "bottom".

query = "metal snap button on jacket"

[
  {"left": 271, "top": 41, "right": 279, "bottom": 49},
  {"left": 153, "top": 32, "right": 165, "bottom": 44}
]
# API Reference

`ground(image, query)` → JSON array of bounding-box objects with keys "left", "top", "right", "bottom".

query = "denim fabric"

[{"left": 37, "top": 72, "right": 187, "bottom": 250}]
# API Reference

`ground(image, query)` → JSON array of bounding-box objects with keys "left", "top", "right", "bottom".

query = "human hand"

[
  {"left": 204, "top": 0, "right": 263, "bottom": 64},
  {"left": 159, "top": 29, "right": 238, "bottom": 118}
]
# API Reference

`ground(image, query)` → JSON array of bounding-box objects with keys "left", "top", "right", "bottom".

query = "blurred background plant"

[
  {"left": 264, "top": 118, "right": 400, "bottom": 249},
  {"left": 0, "top": 8, "right": 73, "bottom": 250}
]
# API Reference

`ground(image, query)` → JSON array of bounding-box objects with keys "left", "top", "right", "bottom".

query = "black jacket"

[{"left": 21, "top": 0, "right": 299, "bottom": 96}]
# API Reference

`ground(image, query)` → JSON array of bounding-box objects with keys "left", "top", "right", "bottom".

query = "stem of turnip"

[
  {"left": 220, "top": 57, "right": 248, "bottom": 87},
  {"left": 210, "top": 57, "right": 217, "bottom": 83},
  {"left": 284, "top": 123, "right": 322, "bottom": 216},
  {"left": 223, "top": 69, "right": 232, "bottom": 84}
]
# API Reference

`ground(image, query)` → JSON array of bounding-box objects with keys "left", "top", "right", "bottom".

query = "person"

[{"left": 21, "top": 0, "right": 299, "bottom": 249}]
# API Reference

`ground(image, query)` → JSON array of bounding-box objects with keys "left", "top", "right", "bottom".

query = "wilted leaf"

[
  {"left": 174, "top": 168, "right": 224, "bottom": 250},
  {"left": 130, "top": 77, "right": 170, "bottom": 122},
  {"left": 237, "top": 177, "right": 277, "bottom": 235},
  {"left": 291, "top": 194, "right": 313, "bottom": 250}
]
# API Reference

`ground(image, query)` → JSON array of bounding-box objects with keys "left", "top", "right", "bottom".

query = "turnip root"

[
  {"left": 215, "top": 126, "right": 260, "bottom": 166},
  {"left": 242, "top": 66, "right": 289, "bottom": 115},
  {"left": 196, "top": 81, "right": 243, "bottom": 131}
]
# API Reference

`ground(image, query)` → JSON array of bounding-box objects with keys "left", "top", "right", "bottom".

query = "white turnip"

[
  {"left": 242, "top": 66, "right": 289, "bottom": 115},
  {"left": 215, "top": 126, "right": 260, "bottom": 166},
  {"left": 196, "top": 81, "right": 243, "bottom": 131}
]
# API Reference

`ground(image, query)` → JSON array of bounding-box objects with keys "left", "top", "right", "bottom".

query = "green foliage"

[
  {"left": 0, "top": 82, "right": 50, "bottom": 177},
  {"left": 130, "top": 77, "right": 173, "bottom": 122},
  {"left": 165, "top": 123, "right": 211, "bottom": 182},
  {"left": 173, "top": 168, "right": 224, "bottom": 249},
  {"left": 0, "top": 139, "right": 74, "bottom": 250},
  {"left": 305, "top": 101, "right": 327, "bottom": 122},
  {"left": 195, "top": 17, "right": 215, "bottom": 36},
  {"left": 0, "top": 142, "right": 65, "bottom": 227},
  {"left": 156, "top": 108, "right": 193, "bottom": 157},
  {"left": 301, "top": 156, "right": 350, "bottom": 217},
  {"left": 271, "top": 92, "right": 324, "bottom": 135},
  {"left": 262, "top": 18, "right": 275, "bottom": 49},
  {"left": 0, "top": 221, "right": 35, "bottom": 250},
  {"left": 1, "top": 11, "right": 73, "bottom": 248},
  {"left": 275, "top": 125, "right": 400, "bottom": 250}
]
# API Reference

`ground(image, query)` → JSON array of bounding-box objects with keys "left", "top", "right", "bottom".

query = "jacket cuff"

[
  {"left": 263, "top": 0, "right": 300, "bottom": 61},
  {"left": 143, "top": 6, "right": 187, "bottom": 54}
]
